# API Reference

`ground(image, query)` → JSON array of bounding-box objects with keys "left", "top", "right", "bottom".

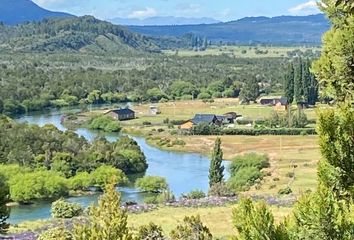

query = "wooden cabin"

[{"left": 105, "top": 108, "right": 135, "bottom": 121}]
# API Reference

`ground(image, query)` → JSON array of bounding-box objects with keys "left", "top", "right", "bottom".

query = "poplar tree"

[
  {"left": 294, "top": 58, "right": 303, "bottom": 103},
  {"left": 284, "top": 62, "right": 295, "bottom": 104},
  {"left": 209, "top": 138, "right": 224, "bottom": 188}
]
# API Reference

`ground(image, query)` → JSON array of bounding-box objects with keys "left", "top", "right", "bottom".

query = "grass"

[
  {"left": 128, "top": 205, "right": 291, "bottom": 239},
  {"left": 164, "top": 45, "right": 321, "bottom": 58}
]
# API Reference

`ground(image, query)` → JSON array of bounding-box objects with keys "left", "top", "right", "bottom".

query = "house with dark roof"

[
  {"left": 105, "top": 108, "right": 135, "bottom": 121},
  {"left": 259, "top": 96, "right": 288, "bottom": 106},
  {"left": 180, "top": 114, "right": 222, "bottom": 130}
]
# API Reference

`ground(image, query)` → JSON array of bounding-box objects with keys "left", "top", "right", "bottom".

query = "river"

[{"left": 9, "top": 106, "right": 229, "bottom": 224}]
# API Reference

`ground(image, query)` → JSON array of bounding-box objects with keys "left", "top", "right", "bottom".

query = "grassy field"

[
  {"left": 128, "top": 205, "right": 291, "bottom": 239},
  {"left": 11, "top": 205, "right": 291, "bottom": 239},
  {"left": 164, "top": 45, "right": 321, "bottom": 58}
]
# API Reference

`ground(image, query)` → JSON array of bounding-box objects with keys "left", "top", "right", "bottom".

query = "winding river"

[{"left": 9, "top": 106, "right": 229, "bottom": 224}]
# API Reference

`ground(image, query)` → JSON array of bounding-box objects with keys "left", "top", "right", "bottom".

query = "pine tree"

[
  {"left": 294, "top": 58, "right": 303, "bottom": 103},
  {"left": 73, "top": 178, "right": 133, "bottom": 240},
  {"left": 239, "top": 76, "right": 259, "bottom": 103},
  {"left": 209, "top": 138, "right": 224, "bottom": 188},
  {"left": 284, "top": 62, "right": 295, "bottom": 104}
]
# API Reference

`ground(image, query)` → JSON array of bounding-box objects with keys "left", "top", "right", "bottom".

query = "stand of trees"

[{"left": 284, "top": 58, "right": 318, "bottom": 105}]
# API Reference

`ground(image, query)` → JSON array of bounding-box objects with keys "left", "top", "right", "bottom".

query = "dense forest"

[{"left": 0, "top": 52, "right": 291, "bottom": 114}]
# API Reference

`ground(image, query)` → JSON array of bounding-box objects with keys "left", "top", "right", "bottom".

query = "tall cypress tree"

[
  {"left": 294, "top": 58, "right": 303, "bottom": 103},
  {"left": 284, "top": 62, "right": 295, "bottom": 104},
  {"left": 209, "top": 138, "right": 224, "bottom": 188},
  {"left": 302, "top": 59, "right": 311, "bottom": 103}
]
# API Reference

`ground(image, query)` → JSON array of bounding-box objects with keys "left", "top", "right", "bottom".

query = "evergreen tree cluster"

[
  {"left": 191, "top": 35, "right": 209, "bottom": 51},
  {"left": 284, "top": 58, "right": 318, "bottom": 105}
]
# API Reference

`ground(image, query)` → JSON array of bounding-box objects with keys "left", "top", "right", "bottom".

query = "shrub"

[
  {"left": 278, "top": 187, "right": 293, "bottom": 195},
  {"left": 89, "top": 116, "right": 121, "bottom": 132},
  {"left": 222, "top": 128, "right": 316, "bottom": 136},
  {"left": 170, "top": 215, "right": 213, "bottom": 240},
  {"left": 137, "top": 222, "right": 165, "bottom": 240},
  {"left": 156, "top": 190, "right": 175, "bottom": 203},
  {"left": 143, "top": 121, "right": 152, "bottom": 126},
  {"left": 197, "top": 92, "right": 212, "bottom": 100},
  {"left": 184, "top": 190, "right": 206, "bottom": 199},
  {"left": 51, "top": 199, "right": 83, "bottom": 219},
  {"left": 208, "top": 182, "right": 235, "bottom": 197},
  {"left": 286, "top": 172, "right": 295, "bottom": 178},
  {"left": 38, "top": 227, "right": 73, "bottom": 240},
  {"left": 228, "top": 167, "right": 263, "bottom": 191},
  {"left": 191, "top": 123, "right": 221, "bottom": 135},
  {"left": 135, "top": 176, "right": 168, "bottom": 193},
  {"left": 69, "top": 172, "right": 92, "bottom": 191},
  {"left": 91, "top": 166, "right": 127, "bottom": 190},
  {"left": 229, "top": 153, "right": 270, "bottom": 176}
]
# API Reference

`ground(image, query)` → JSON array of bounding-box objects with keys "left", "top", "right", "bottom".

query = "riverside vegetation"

[{"left": 0, "top": 0, "right": 353, "bottom": 238}]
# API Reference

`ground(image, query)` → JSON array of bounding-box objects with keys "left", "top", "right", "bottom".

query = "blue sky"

[{"left": 32, "top": 0, "right": 321, "bottom": 21}]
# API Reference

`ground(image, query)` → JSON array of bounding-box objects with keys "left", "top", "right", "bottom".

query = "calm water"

[{"left": 9, "top": 106, "right": 229, "bottom": 224}]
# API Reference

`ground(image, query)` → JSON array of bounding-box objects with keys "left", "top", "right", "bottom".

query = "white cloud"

[
  {"left": 128, "top": 7, "right": 157, "bottom": 19},
  {"left": 289, "top": 1, "right": 320, "bottom": 15}
]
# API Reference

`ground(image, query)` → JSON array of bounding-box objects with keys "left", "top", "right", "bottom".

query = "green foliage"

[
  {"left": 208, "top": 182, "right": 235, "bottom": 197},
  {"left": 229, "top": 153, "right": 269, "bottom": 175},
  {"left": 288, "top": 185, "right": 354, "bottom": 240},
  {"left": 209, "top": 138, "right": 224, "bottom": 188},
  {"left": 89, "top": 115, "right": 122, "bottom": 132},
  {"left": 51, "top": 199, "right": 83, "bottom": 219},
  {"left": 38, "top": 227, "right": 73, "bottom": 240},
  {"left": 192, "top": 123, "right": 221, "bottom": 135},
  {"left": 68, "top": 172, "right": 92, "bottom": 191},
  {"left": 317, "top": 105, "right": 354, "bottom": 198},
  {"left": 0, "top": 173, "right": 9, "bottom": 234},
  {"left": 91, "top": 166, "right": 127, "bottom": 190},
  {"left": 232, "top": 198, "right": 288, "bottom": 240},
  {"left": 73, "top": 179, "right": 133, "bottom": 240},
  {"left": 9, "top": 170, "right": 68, "bottom": 203},
  {"left": 170, "top": 215, "right": 213, "bottom": 240},
  {"left": 265, "top": 110, "right": 308, "bottom": 129},
  {"left": 228, "top": 153, "right": 269, "bottom": 192},
  {"left": 136, "top": 222, "right": 165, "bottom": 240},
  {"left": 278, "top": 187, "right": 293, "bottom": 195},
  {"left": 284, "top": 63, "right": 295, "bottom": 104},
  {"left": 239, "top": 76, "right": 259, "bottom": 103},
  {"left": 135, "top": 176, "right": 168, "bottom": 193},
  {"left": 183, "top": 190, "right": 206, "bottom": 200}
]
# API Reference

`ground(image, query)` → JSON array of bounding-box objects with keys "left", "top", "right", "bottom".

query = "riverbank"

[
  {"left": 7, "top": 195, "right": 295, "bottom": 239},
  {"left": 61, "top": 99, "right": 321, "bottom": 196}
]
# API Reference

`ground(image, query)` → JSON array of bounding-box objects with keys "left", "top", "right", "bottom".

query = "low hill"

[
  {"left": 0, "top": 16, "right": 161, "bottom": 54},
  {"left": 129, "top": 14, "right": 330, "bottom": 45},
  {"left": 0, "top": 0, "right": 74, "bottom": 25}
]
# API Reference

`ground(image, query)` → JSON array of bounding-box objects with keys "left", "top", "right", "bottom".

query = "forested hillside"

[
  {"left": 0, "top": 16, "right": 160, "bottom": 54},
  {"left": 129, "top": 14, "right": 330, "bottom": 45},
  {"left": 0, "top": 0, "right": 73, "bottom": 25}
]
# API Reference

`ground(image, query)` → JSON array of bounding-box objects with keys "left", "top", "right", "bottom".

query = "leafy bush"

[
  {"left": 89, "top": 115, "right": 121, "bottom": 132},
  {"left": 229, "top": 153, "right": 270, "bottom": 176},
  {"left": 191, "top": 123, "right": 221, "bottom": 135},
  {"left": 278, "top": 187, "right": 293, "bottom": 195},
  {"left": 51, "top": 199, "right": 83, "bottom": 219},
  {"left": 208, "top": 182, "right": 235, "bottom": 197},
  {"left": 137, "top": 222, "right": 165, "bottom": 240},
  {"left": 228, "top": 167, "right": 263, "bottom": 191},
  {"left": 170, "top": 215, "right": 213, "bottom": 240},
  {"left": 91, "top": 166, "right": 127, "bottom": 190},
  {"left": 143, "top": 121, "right": 152, "bottom": 126},
  {"left": 135, "top": 176, "right": 168, "bottom": 193},
  {"left": 38, "top": 227, "right": 73, "bottom": 240},
  {"left": 69, "top": 172, "right": 92, "bottom": 191},
  {"left": 183, "top": 190, "right": 206, "bottom": 199}
]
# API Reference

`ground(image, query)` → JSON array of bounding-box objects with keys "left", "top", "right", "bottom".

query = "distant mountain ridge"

[
  {"left": 109, "top": 16, "right": 220, "bottom": 26},
  {"left": 0, "top": 0, "right": 74, "bottom": 25},
  {"left": 0, "top": 16, "right": 160, "bottom": 54},
  {"left": 129, "top": 14, "right": 330, "bottom": 45}
]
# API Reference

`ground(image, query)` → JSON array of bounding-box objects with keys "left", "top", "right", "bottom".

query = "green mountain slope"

[{"left": 0, "top": 16, "right": 160, "bottom": 54}]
